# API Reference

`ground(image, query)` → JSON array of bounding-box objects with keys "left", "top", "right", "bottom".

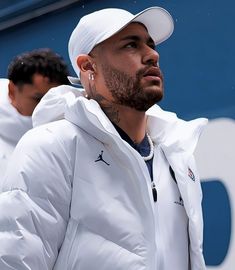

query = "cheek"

[
  {"left": 120, "top": 58, "right": 140, "bottom": 74},
  {"left": 108, "top": 54, "right": 141, "bottom": 74}
]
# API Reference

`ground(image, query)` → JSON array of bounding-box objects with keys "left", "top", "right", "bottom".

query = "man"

[
  {"left": 0, "top": 7, "right": 207, "bottom": 270},
  {"left": 0, "top": 48, "right": 69, "bottom": 179}
]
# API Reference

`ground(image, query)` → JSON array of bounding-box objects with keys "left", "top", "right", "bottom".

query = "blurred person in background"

[{"left": 0, "top": 48, "right": 70, "bottom": 179}]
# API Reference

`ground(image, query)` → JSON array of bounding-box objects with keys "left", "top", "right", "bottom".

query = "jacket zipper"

[
  {"left": 151, "top": 181, "right": 157, "bottom": 202},
  {"left": 98, "top": 131, "right": 157, "bottom": 269}
]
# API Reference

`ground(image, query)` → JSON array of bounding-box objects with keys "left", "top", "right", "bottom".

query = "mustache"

[{"left": 136, "top": 65, "right": 162, "bottom": 79}]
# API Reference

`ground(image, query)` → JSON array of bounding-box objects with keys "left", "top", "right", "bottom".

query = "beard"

[{"left": 101, "top": 63, "right": 164, "bottom": 111}]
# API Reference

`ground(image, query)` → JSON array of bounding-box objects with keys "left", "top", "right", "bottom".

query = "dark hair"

[{"left": 7, "top": 48, "right": 70, "bottom": 86}]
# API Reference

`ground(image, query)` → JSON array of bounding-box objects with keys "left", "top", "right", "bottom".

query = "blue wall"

[{"left": 1, "top": 1, "right": 234, "bottom": 268}]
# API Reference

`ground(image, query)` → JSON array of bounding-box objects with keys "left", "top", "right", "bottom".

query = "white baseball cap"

[{"left": 68, "top": 7, "right": 174, "bottom": 84}]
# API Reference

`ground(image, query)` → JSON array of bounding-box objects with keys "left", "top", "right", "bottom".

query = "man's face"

[
  {"left": 9, "top": 74, "right": 59, "bottom": 116},
  {"left": 92, "top": 22, "right": 164, "bottom": 111}
]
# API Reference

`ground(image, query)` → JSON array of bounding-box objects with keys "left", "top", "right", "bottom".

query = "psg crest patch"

[{"left": 188, "top": 167, "right": 195, "bottom": 181}]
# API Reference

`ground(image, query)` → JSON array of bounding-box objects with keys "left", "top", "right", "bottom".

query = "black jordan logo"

[{"left": 95, "top": 150, "right": 110, "bottom": 166}]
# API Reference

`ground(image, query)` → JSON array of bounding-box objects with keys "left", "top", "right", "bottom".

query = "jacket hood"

[
  {"left": 66, "top": 94, "right": 207, "bottom": 155},
  {"left": 32, "top": 84, "right": 208, "bottom": 154},
  {"left": 32, "top": 84, "right": 84, "bottom": 127},
  {"left": 146, "top": 105, "right": 208, "bottom": 154},
  {"left": 0, "top": 79, "right": 32, "bottom": 145}
]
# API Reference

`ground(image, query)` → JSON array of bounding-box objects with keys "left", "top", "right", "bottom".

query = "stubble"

[{"left": 102, "top": 64, "right": 164, "bottom": 111}]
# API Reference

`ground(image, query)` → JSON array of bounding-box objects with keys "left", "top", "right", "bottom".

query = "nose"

[{"left": 142, "top": 45, "right": 159, "bottom": 66}]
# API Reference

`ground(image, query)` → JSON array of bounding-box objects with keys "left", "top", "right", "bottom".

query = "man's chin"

[
  {"left": 133, "top": 96, "right": 163, "bottom": 112},
  {"left": 144, "top": 83, "right": 163, "bottom": 93}
]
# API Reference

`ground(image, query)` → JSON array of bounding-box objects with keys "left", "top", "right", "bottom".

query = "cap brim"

[
  {"left": 95, "top": 7, "right": 174, "bottom": 47},
  {"left": 131, "top": 7, "right": 174, "bottom": 45}
]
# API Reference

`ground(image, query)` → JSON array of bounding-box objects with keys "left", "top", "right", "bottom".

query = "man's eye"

[{"left": 125, "top": 42, "right": 137, "bottom": 48}]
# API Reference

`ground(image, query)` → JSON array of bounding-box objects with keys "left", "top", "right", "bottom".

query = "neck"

[
  {"left": 87, "top": 84, "right": 147, "bottom": 143},
  {"left": 104, "top": 104, "right": 147, "bottom": 143}
]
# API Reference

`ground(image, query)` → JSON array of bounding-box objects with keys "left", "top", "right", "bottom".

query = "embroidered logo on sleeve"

[{"left": 188, "top": 167, "right": 195, "bottom": 181}]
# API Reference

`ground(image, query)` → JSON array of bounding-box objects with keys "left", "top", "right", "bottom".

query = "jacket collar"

[
  {"left": 32, "top": 84, "right": 207, "bottom": 154},
  {"left": 65, "top": 96, "right": 207, "bottom": 154}
]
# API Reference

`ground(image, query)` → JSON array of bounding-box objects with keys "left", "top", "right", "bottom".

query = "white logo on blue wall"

[{"left": 195, "top": 118, "right": 235, "bottom": 270}]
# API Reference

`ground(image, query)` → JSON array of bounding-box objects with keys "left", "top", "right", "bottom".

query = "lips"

[{"left": 143, "top": 67, "right": 162, "bottom": 79}]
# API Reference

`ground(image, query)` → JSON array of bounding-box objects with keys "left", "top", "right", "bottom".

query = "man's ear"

[
  {"left": 8, "top": 80, "right": 16, "bottom": 103},
  {"left": 77, "top": 55, "right": 96, "bottom": 73}
]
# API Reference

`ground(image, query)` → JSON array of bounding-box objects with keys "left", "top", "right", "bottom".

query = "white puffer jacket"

[
  {"left": 0, "top": 79, "right": 32, "bottom": 180},
  {"left": 0, "top": 85, "right": 207, "bottom": 270}
]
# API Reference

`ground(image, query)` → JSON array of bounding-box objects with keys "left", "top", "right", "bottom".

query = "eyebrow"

[{"left": 120, "top": 35, "right": 155, "bottom": 46}]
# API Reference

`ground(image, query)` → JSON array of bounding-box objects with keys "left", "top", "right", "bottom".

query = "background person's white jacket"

[
  {"left": 0, "top": 79, "right": 32, "bottom": 180},
  {"left": 0, "top": 85, "right": 207, "bottom": 270}
]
